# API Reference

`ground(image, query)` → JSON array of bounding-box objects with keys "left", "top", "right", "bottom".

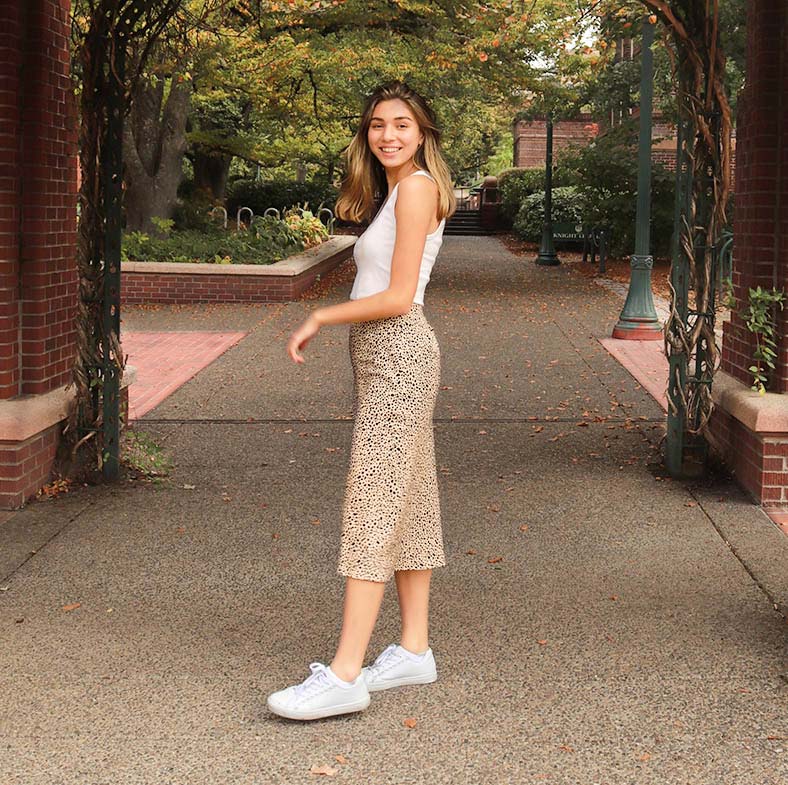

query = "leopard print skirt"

[{"left": 338, "top": 303, "right": 445, "bottom": 583}]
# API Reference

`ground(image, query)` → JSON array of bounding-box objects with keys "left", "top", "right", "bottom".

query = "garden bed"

[{"left": 121, "top": 235, "right": 356, "bottom": 304}]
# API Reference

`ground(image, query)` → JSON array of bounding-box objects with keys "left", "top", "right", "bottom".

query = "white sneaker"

[
  {"left": 267, "top": 662, "right": 371, "bottom": 720},
  {"left": 361, "top": 643, "right": 438, "bottom": 692}
]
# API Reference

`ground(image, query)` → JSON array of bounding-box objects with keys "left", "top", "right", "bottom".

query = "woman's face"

[{"left": 366, "top": 98, "right": 424, "bottom": 171}]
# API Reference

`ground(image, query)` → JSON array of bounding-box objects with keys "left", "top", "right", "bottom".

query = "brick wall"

[
  {"left": 0, "top": 0, "right": 77, "bottom": 400},
  {"left": 122, "top": 248, "right": 353, "bottom": 305},
  {"left": 513, "top": 116, "right": 599, "bottom": 169},
  {"left": 0, "top": 387, "right": 129, "bottom": 509},
  {"left": 722, "top": 0, "right": 787, "bottom": 393},
  {"left": 710, "top": 407, "right": 788, "bottom": 507},
  {"left": 0, "top": 4, "right": 23, "bottom": 399},
  {"left": 0, "top": 1, "right": 79, "bottom": 508}
]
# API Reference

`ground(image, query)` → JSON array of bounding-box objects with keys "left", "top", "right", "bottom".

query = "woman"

[{"left": 268, "top": 80, "right": 456, "bottom": 721}]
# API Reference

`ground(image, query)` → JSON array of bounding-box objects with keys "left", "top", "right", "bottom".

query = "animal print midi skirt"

[{"left": 338, "top": 303, "right": 445, "bottom": 583}]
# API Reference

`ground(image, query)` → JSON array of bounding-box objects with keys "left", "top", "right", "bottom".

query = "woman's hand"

[{"left": 286, "top": 313, "right": 322, "bottom": 364}]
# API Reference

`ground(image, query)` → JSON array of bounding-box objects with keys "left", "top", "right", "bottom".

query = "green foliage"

[
  {"left": 121, "top": 222, "right": 305, "bottom": 265},
  {"left": 557, "top": 123, "right": 675, "bottom": 257},
  {"left": 172, "top": 185, "right": 219, "bottom": 231},
  {"left": 227, "top": 179, "right": 338, "bottom": 217},
  {"left": 150, "top": 216, "right": 175, "bottom": 235},
  {"left": 283, "top": 205, "right": 330, "bottom": 248},
  {"left": 742, "top": 286, "right": 786, "bottom": 395},
  {"left": 498, "top": 166, "right": 579, "bottom": 226},
  {"left": 513, "top": 186, "right": 586, "bottom": 242},
  {"left": 121, "top": 430, "right": 173, "bottom": 478}
]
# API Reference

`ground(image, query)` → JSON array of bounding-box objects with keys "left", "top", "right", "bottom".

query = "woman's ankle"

[{"left": 329, "top": 660, "right": 361, "bottom": 683}]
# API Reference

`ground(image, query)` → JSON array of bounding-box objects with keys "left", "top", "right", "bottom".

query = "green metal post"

[
  {"left": 100, "top": 31, "right": 125, "bottom": 480},
  {"left": 535, "top": 116, "right": 559, "bottom": 266},
  {"left": 612, "top": 17, "right": 662, "bottom": 340}
]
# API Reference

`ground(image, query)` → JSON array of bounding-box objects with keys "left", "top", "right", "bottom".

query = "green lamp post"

[
  {"left": 612, "top": 16, "right": 662, "bottom": 340},
  {"left": 535, "top": 115, "right": 560, "bottom": 266}
]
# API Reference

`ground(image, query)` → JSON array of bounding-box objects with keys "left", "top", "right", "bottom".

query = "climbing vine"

[
  {"left": 742, "top": 287, "right": 786, "bottom": 395},
  {"left": 643, "top": 0, "right": 733, "bottom": 435},
  {"left": 66, "top": 0, "right": 182, "bottom": 474}
]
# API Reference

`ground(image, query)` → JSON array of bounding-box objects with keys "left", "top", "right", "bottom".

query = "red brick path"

[{"left": 123, "top": 332, "right": 247, "bottom": 420}]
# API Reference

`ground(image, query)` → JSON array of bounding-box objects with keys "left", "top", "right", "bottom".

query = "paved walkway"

[
  {"left": 124, "top": 331, "right": 247, "bottom": 419},
  {"left": 1, "top": 237, "right": 787, "bottom": 784}
]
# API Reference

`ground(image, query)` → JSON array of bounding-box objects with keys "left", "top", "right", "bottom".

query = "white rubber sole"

[
  {"left": 267, "top": 693, "right": 371, "bottom": 721},
  {"left": 364, "top": 670, "right": 438, "bottom": 692}
]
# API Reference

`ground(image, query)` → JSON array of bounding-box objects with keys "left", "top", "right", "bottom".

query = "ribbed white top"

[{"left": 349, "top": 169, "right": 445, "bottom": 306}]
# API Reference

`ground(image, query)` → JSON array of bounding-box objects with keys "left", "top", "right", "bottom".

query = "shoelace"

[
  {"left": 292, "top": 662, "right": 332, "bottom": 700},
  {"left": 367, "top": 644, "right": 403, "bottom": 678}
]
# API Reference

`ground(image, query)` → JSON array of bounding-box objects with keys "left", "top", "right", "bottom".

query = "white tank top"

[{"left": 349, "top": 169, "right": 445, "bottom": 306}]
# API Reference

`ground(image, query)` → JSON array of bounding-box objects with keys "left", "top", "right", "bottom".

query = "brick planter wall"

[{"left": 122, "top": 236, "right": 356, "bottom": 304}]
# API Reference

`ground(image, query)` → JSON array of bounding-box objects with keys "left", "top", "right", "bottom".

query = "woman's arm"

[
  {"left": 312, "top": 175, "right": 438, "bottom": 327},
  {"left": 287, "top": 176, "right": 437, "bottom": 363}
]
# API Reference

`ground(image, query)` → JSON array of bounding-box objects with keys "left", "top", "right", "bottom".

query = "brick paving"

[{"left": 123, "top": 331, "right": 247, "bottom": 420}]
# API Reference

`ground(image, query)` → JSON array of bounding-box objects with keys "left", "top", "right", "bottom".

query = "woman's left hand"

[{"left": 287, "top": 314, "right": 321, "bottom": 364}]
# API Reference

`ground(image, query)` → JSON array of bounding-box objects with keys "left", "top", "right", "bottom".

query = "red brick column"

[
  {"left": 0, "top": 4, "right": 23, "bottom": 399},
  {"left": 0, "top": 0, "right": 79, "bottom": 508},
  {"left": 711, "top": 0, "right": 788, "bottom": 512},
  {"left": 721, "top": 0, "right": 786, "bottom": 392}
]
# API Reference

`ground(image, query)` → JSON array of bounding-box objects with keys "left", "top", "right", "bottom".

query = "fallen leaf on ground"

[
  {"left": 537, "top": 639, "right": 548, "bottom": 645},
  {"left": 466, "top": 549, "right": 476, "bottom": 555},
  {"left": 309, "top": 764, "right": 337, "bottom": 776},
  {"left": 684, "top": 501, "right": 697, "bottom": 507},
  {"left": 638, "top": 752, "right": 651, "bottom": 761},
  {"left": 519, "top": 524, "right": 529, "bottom": 532},
  {"left": 487, "top": 556, "right": 503, "bottom": 563},
  {"left": 62, "top": 603, "right": 81, "bottom": 612},
  {"left": 333, "top": 754, "right": 348, "bottom": 764},
  {"left": 403, "top": 717, "right": 417, "bottom": 728},
  {"left": 559, "top": 744, "right": 574, "bottom": 752}
]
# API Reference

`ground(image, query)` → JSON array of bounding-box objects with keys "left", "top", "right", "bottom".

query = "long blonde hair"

[{"left": 335, "top": 81, "right": 456, "bottom": 224}]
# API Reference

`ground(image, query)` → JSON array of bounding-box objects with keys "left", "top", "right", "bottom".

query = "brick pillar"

[
  {"left": 721, "top": 1, "right": 787, "bottom": 392},
  {"left": 0, "top": 4, "right": 23, "bottom": 399},
  {"left": 711, "top": 1, "right": 788, "bottom": 512},
  {"left": 0, "top": 0, "right": 78, "bottom": 508}
]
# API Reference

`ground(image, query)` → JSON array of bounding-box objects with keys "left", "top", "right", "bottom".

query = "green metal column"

[
  {"left": 100, "top": 26, "right": 127, "bottom": 480},
  {"left": 535, "top": 116, "right": 559, "bottom": 266},
  {"left": 612, "top": 17, "right": 662, "bottom": 340}
]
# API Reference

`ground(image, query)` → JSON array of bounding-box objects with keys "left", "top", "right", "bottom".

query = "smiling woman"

[{"left": 271, "top": 81, "right": 457, "bottom": 722}]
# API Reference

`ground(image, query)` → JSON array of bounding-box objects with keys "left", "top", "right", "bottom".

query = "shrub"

[
  {"left": 282, "top": 205, "right": 329, "bottom": 249},
  {"left": 498, "top": 165, "right": 579, "bottom": 226},
  {"left": 226, "top": 178, "right": 339, "bottom": 220},
  {"left": 121, "top": 221, "right": 305, "bottom": 265},
  {"left": 171, "top": 187, "right": 218, "bottom": 231},
  {"left": 558, "top": 122, "right": 676, "bottom": 257},
  {"left": 513, "top": 186, "right": 586, "bottom": 242}
]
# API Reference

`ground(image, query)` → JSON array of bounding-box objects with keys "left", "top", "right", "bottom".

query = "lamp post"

[
  {"left": 535, "top": 115, "right": 560, "bottom": 265},
  {"left": 612, "top": 16, "right": 662, "bottom": 340}
]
